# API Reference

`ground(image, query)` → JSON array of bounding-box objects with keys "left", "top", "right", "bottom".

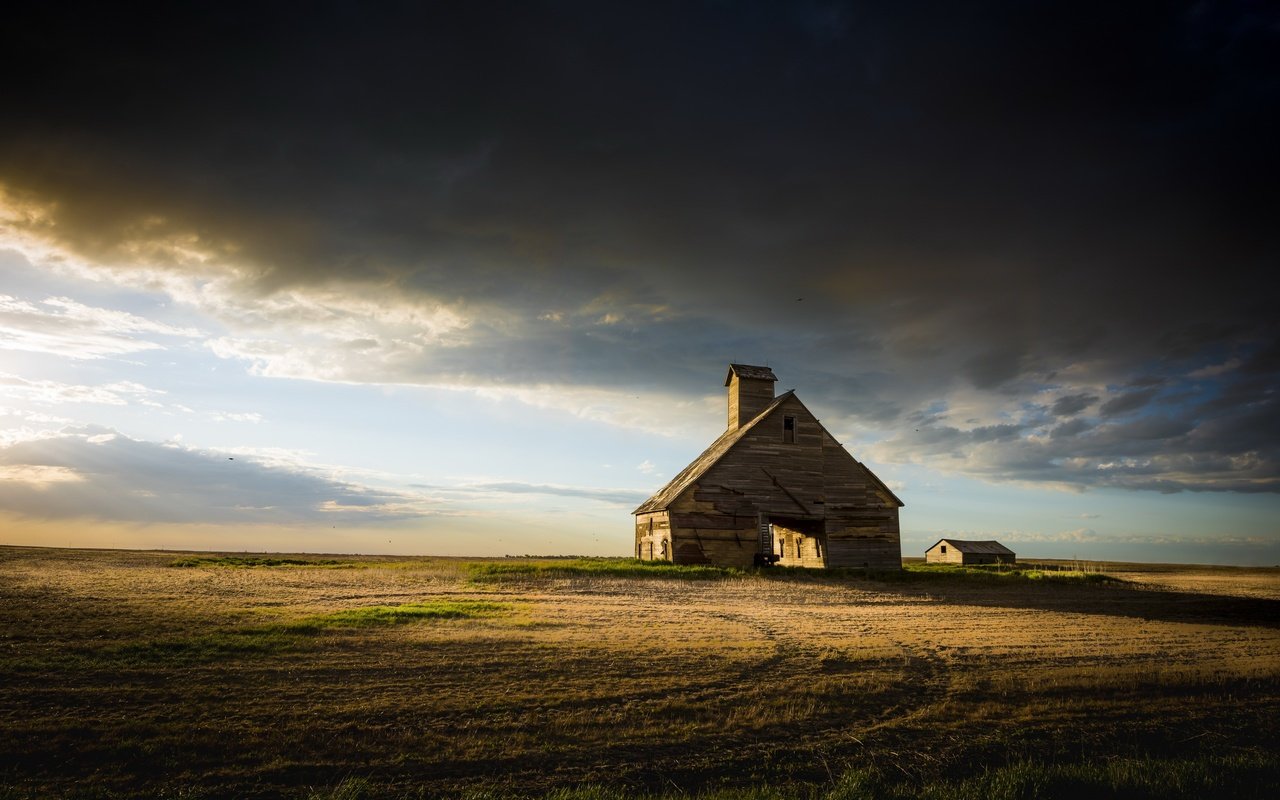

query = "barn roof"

[
  {"left": 634, "top": 391, "right": 795, "bottom": 514},
  {"left": 724, "top": 364, "right": 778, "bottom": 385},
  {"left": 634, "top": 391, "right": 904, "bottom": 514},
  {"left": 926, "top": 539, "right": 1016, "bottom": 555}
]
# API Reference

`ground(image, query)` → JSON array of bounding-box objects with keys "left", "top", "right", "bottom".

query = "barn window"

[
  {"left": 783, "top": 416, "right": 795, "bottom": 443},
  {"left": 940, "top": 545, "right": 947, "bottom": 554}
]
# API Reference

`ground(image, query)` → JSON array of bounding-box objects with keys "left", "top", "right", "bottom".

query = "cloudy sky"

[{"left": 1, "top": 1, "right": 1277, "bottom": 563}]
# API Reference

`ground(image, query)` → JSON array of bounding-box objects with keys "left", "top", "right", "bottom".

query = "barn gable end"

[{"left": 634, "top": 365, "right": 903, "bottom": 569}]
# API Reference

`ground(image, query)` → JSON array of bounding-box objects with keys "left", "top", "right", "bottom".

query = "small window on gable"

[
  {"left": 940, "top": 545, "right": 947, "bottom": 554},
  {"left": 783, "top": 416, "right": 795, "bottom": 443}
]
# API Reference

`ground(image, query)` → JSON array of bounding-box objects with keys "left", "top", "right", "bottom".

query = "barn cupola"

[{"left": 725, "top": 364, "right": 778, "bottom": 430}]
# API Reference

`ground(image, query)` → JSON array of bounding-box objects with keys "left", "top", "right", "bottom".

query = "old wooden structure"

[
  {"left": 924, "top": 538, "right": 1016, "bottom": 565},
  {"left": 634, "top": 364, "right": 903, "bottom": 569}
]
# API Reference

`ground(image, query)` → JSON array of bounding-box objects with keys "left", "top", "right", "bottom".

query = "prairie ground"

[{"left": 0, "top": 546, "right": 1277, "bottom": 798}]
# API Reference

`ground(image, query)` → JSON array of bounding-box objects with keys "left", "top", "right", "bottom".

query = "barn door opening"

[
  {"left": 754, "top": 513, "right": 779, "bottom": 566},
  {"left": 771, "top": 516, "right": 826, "bottom": 567}
]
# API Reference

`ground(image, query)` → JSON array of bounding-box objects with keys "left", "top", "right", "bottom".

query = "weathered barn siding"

[
  {"left": 820, "top": 428, "right": 901, "bottom": 569},
  {"left": 727, "top": 371, "right": 777, "bottom": 430},
  {"left": 635, "top": 365, "right": 903, "bottom": 570},
  {"left": 665, "top": 489, "right": 758, "bottom": 568}
]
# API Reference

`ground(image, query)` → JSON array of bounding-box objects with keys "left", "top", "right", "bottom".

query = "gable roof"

[
  {"left": 725, "top": 364, "right": 778, "bottom": 385},
  {"left": 633, "top": 391, "right": 904, "bottom": 514},
  {"left": 634, "top": 391, "right": 794, "bottom": 514},
  {"left": 926, "top": 539, "right": 1015, "bottom": 555}
]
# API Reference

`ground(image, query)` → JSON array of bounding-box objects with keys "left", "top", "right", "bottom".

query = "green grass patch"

[
  {"left": 465, "top": 557, "right": 1124, "bottom": 586},
  {"left": 72, "top": 602, "right": 515, "bottom": 666},
  {"left": 467, "top": 558, "right": 737, "bottom": 582},
  {"left": 306, "top": 752, "right": 1277, "bottom": 799},
  {"left": 843, "top": 752, "right": 1278, "bottom": 800},
  {"left": 112, "top": 629, "right": 301, "bottom": 663},
  {"left": 858, "top": 562, "right": 1125, "bottom": 585},
  {"left": 169, "top": 555, "right": 354, "bottom": 568},
  {"left": 167, "top": 555, "right": 1120, "bottom": 586},
  {"left": 284, "top": 600, "right": 512, "bottom": 631}
]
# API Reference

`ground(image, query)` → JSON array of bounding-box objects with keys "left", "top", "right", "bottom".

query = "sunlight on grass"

[
  {"left": 888, "top": 563, "right": 1125, "bottom": 584},
  {"left": 467, "top": 558, "right": 737, "bottom": 581},
  {"left": 170, "top": 555, "right": 354, "bottom": 568},
  {"left": 113, "top": 629, "right": 300, "bottom": 663},
  {"left": 286, "top": 600, "right": 512, "bottom": 630},
  {"left": 99, "top": 602, "right": 515, "bottom": 665},
  {"left": 468, "top": 557, "right": 1124, "bottom": 586},
  {"left": 166, "top": 554, "right": 1124, "bottom": 588}
]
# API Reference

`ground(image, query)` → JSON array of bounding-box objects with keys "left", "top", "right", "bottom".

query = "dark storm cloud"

[
  {"left": 1099, "top": 389, "right": 1159, "bottom": 417},
  {"left": 964, "top": 348, "right": 1025, "bottom": 390},
  {"left": 1051, "top": 394, "right": 1098, "bottom": 417},
  {"left": 0, "top": 428, "right": 431, "bottom": 524},
  {"left": 2, "top": 1, "right": 1278, "bottom": 491},
  {"left": 875, "top": 365, "right": 1280, "bottom": 492},
  {"left": 1049, "top": 418, "right": 1093, "bottom": 439}
]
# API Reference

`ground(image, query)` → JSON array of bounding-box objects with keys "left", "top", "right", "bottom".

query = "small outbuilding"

[{"left": 924, "top": 538, "right": 1015, "bottom": 565}]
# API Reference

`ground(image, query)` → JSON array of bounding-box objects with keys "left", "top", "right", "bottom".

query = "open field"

[{"left": 1, "top": 546, "right": 1278, "bottom": 798}]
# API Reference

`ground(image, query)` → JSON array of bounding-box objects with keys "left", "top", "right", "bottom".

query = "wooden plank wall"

[
  {"left": 728, "top": 375, "right": 777, "bottom": 430},
  {"left": 821, "top": 429, "right": 901, "bottom": 569},
  {"left": 663, "top": 395, "right": 902, "bottom": 569},
  {"left": 924, "top": 545, "right": 1014, "bottom": 565},
  {"left": 924, "top": 543, "right": 963, "bottom": 564}
]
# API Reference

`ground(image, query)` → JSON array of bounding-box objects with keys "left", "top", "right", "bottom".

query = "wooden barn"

[
  {"left": 924, "top": 538, "right": 1016, "bottom": 565},
  {"left": 633, "top": 364, "right": 903, "bottom": 569}
]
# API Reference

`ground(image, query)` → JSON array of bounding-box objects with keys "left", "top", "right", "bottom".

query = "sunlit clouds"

[
  {"left": 0, "top": 2, "right": 1277, "bottom": 562},
  {"left": 0, "top": 294, "right": 200, "bottom": 358},
  {"left": 0, "top": 463, "right": 83, "bottom": 487}
]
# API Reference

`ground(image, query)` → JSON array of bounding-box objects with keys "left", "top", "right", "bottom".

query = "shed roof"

[
  {"left": 926, "top": 539, "right": 1016, "bottom": 555},
  {"left": 724, "top": 364, "right": 778, "bottom": 385}
]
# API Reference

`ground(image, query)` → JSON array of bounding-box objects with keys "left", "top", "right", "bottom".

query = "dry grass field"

[{"left": 1, "top": 546, "right": 1277, "bottom": 799}]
